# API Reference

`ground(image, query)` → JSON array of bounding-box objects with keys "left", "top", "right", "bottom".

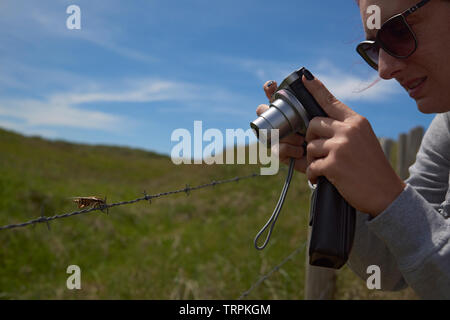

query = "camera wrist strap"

[{"left": 254, "top": 158, "right": 295, "bottom": 250}]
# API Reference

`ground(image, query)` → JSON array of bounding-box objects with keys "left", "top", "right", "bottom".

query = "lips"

[{"left": 401, "top": 77, "right": 427, "bottom": 98}]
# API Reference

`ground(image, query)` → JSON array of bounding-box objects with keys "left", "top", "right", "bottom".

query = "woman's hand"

[
  {"left": 255, "top": 73, "right": 406, "bottom": 217},
  {"left": 256, "top": 80, "right": 308, "bottom": 174},
  {"left": 301, "top": 73, "right": 406, "bottom": 217}
]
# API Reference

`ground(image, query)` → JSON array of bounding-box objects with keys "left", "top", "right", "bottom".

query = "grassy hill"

[{"left": 0, "top": 127, "right": 416, "bottom": 299}]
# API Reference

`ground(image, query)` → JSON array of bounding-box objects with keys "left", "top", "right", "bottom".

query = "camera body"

[
  {"left": 251, "top": 67, "right": 326, "bottom": 145},
  {"left": 250, "top": 67, "right": 356, "bottom": 269}
]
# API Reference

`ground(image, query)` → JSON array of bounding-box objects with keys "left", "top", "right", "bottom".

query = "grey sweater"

[{"left": 347, "top": 111, "right": 450, "bottom": 299}]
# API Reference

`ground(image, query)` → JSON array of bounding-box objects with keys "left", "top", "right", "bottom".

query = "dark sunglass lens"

[
  {"left": 359, "top": 42, "right": 380, "bottom": 69},
  {"left": 379, "top": 16, "right": 416, "bottom": 57}
]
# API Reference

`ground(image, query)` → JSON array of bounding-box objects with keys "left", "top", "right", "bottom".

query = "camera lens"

[{"left": 251, "top": 89, "right": 309, "bottom": 146}]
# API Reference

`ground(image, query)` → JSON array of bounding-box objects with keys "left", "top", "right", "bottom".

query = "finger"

[
  {"left": 294, "top": 157, "right": 307, "bottom": 174},
  {"left": 256, "top": 104, "right": 269, "bottom": 116},
  {"left": 263, "top": 80, "right": 278, "bottom": 102},
  {"left": 306, "top": 138, "right": 329, "bottom": 167},
  {"left": 306, "top": 157, "right": 328, "bottom": 185},
  {"left": 280, "top": 132, "right": 304, "bottom": 146},
  {"left": 278, "top": 143, "right": 305, "bottom": 160},
  {"left": 305, "top": 117, "right": 338, "bottom": 143},
  {"left": 302, "top": 73, "right": 356, "bottom": 121}
]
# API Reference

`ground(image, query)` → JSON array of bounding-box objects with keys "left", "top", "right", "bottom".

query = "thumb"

[{"left": 302, "top": 71, "right": 356, "bottom": 121}]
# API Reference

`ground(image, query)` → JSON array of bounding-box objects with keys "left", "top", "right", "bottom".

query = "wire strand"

[
  {"left": 238, "top": 241, "right": 307, "bottom": 300},
  {"left": 0, "top": 172, "right": 262, "bottom": 231}
]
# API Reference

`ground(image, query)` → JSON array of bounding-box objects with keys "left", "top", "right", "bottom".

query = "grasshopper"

[{"left": 71, "top": 196, "right": 108, "bottom": 214}]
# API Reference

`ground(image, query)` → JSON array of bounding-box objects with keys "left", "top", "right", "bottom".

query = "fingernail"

[
  {"left": 266, "top": 80, "right": 275, "bottom": 88},
  {"left": 303, "top": 69, "right": 314, "bottom": 81}
]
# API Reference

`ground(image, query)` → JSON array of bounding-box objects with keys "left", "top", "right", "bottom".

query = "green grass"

[{"left": 0, "top": 128, "right": 416, "bottom": 299}]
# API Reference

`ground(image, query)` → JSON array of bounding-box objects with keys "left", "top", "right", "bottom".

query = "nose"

[{"left": 378, "top": 48, "right": 407, "bottom": 80}]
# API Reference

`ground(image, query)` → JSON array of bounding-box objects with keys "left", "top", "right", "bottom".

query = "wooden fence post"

[
  {"left": 304, "top": 226, "right": 336, "bottom": 299},
  {"left": 397, "top": 127, "right": 424, "bottom": 180},
  {"left": 406, "top": 126, "right": 424, "bottom": 169},
  {"left": 397, "top": 133, "right": 408, "bottom": 180},
  {"left": 378, "top": 138, "right": 394, "bottom": 160}
]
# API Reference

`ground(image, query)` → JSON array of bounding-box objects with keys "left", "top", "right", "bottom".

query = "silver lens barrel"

[{"left": 250, "top": 89, "right": 309, "bottom": 146}]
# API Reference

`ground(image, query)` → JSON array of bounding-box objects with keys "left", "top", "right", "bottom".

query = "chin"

[
  {"left": 416, "top": 101, "right": 435, "bottom": 114},
  {"left": 415, "top": 97, "right": 449, "bottom": 114}
]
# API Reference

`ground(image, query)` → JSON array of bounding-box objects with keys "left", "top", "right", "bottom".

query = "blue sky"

[{"left": 0, "top": 0, "right": 435, "bottom": 156}]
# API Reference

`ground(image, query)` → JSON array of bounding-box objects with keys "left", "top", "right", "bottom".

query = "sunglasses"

[{"left": 356, "top": 0, "right": 431, "bottom": 70}]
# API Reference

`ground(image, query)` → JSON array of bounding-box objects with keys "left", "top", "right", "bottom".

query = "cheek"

[
  {"left": 410, "top": 32, "right": 450, "bottom": 112},
  {"left": 416, "top": 76, "right": 450, "bottom": 114},
  {"left": 423, "top": 49, "right": 450, "bottom": 112}
]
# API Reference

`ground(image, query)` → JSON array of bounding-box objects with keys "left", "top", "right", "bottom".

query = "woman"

[{"left": 256, "top": 0, "right": 450, "bottom": 299}]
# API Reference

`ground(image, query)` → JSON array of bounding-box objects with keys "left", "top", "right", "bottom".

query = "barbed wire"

[
  {"left": 237, "top": 241, "right": 307, "bottom": 300},
  {"left": 0, "top": 172, "right": 264, "bottom": 231}
]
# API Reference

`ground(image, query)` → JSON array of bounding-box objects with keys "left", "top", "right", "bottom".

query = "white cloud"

[
  {"left": 0, "top": 1, "right": 158, "bottom": 64},
  {"left": 46, "top": 78, "right": 239, "bottom": 107},
  {"left": 217, "top": 56, "right": 401, "bottom": 103},
  {"left": 0, "top": 79, "right": 176, "bottom": 133},
  {"left": 314, "top": 59, "right": 400, "bottom": 102},
  {"left": 0, "top": 76, "right": 252, "bottom": 137},
  {"left": 49, "top": 80, "right": 178, "bottom": 105},
  {"left": 216, "top": 56, "right": 294, "bottom": 83},
  {"left": 0, "top": 98, "right": 123, "bottom": 131},
  {"left": 317, "top": 73, "right": 399, "bottom": 102},
  {"left": 0, "top": 119, "right": 58, "bottom": 138}
]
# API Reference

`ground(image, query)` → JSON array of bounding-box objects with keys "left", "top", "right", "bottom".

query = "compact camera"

[
  {"left": 250, "top": 67, "right": 356, "bottom": 269},
  {"left": 251, "top": 67, "right": 327, "bottom": 145}
]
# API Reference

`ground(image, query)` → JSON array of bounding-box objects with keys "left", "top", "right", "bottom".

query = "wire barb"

[
  {"left": 184, "top": 184, "right": 191, "bottom": 196},
  {"left": 40, "top": 205, "right": 51, "bottom": 231},
  {"left": 103, "top": 196, "right": 109, "bottom": 215},
  {"left": 142, "top": 190, "right": 152, "bottom": 204}
]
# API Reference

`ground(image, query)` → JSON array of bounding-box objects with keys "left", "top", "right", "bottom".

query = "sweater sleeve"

[{"left": 347, "top": 112, "right": 450, "bottom": 299}]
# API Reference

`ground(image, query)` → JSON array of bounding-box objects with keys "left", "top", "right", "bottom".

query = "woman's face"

[{"left": 360, "top": 0, "right": 450, "bottom": 113}]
